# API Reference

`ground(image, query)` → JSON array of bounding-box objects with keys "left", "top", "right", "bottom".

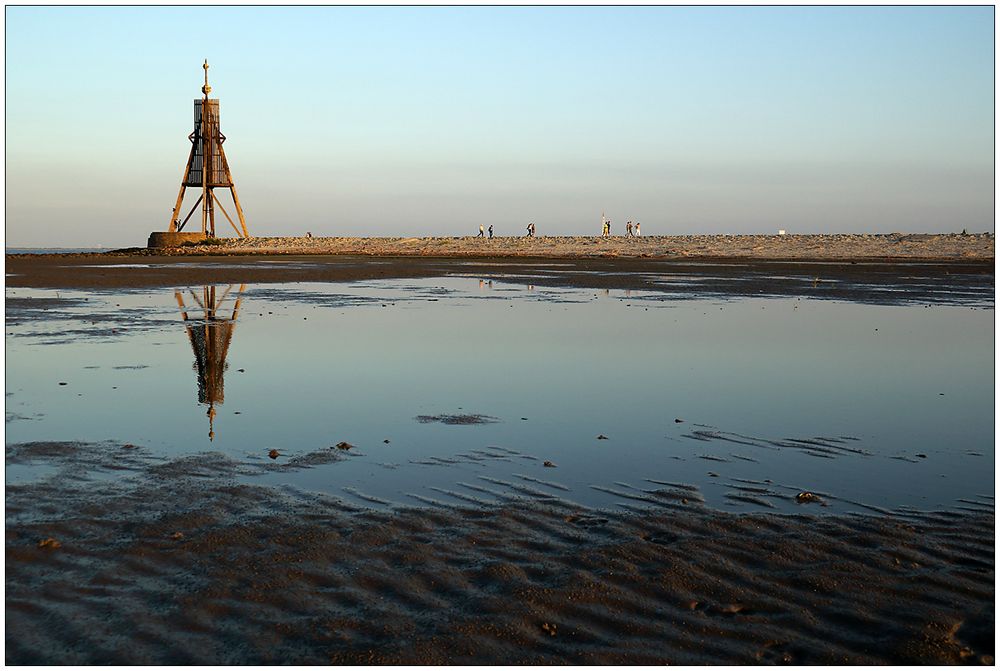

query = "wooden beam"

[
  {"left": 177, "top": 195, "right": 204, "bottom": 232},
  {"left": 231, "top": 283, "right": 247, "bottom": 321},
  {"left": 229, "top": 185, "right": 250, "bottom": 237},
  {"left": 208, "top": 188, "right": 216, "bottom": 238},
  {"left": 189, "top": 288, "right": 206, "bottom": 311},
  {"left": 168, "top": 144, "right": 195, "bottom": 231},
  {"left": 219, "top": 144, "right": 249, "bottom": 237},
  {"left": 168, "top": 185, "right": 187, "bottom": 233},
  {"left": 174, "top": 291, "right": 189, "bottom": 321},
  {"left": 212, "top": 191, "right": 242, "bottom": 237},
  {"left": 201, "top": 95, "right": 209, "bottom": 236},
  {"left": 217, "top": 283, "right": 233, "bottom": 306}
]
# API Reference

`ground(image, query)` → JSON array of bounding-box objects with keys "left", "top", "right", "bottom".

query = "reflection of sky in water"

[{"left": 5, "top": 278, "right": 994, "bottom": 514}]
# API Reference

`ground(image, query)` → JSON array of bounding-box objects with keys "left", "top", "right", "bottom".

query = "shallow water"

[
  {"left": 5, "top": 248, "right": 113, "bottom": 254},
  {"left": 5, "top": 277, "right": 994, "bottom": 514}
]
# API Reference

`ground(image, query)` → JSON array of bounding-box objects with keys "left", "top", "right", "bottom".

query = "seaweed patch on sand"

[{"left": 415, "top": 413, "right": 501, "bottom": 425}]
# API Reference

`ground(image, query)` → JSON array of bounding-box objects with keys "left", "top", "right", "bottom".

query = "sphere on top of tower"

[{"left": 202, "top": 59, "right": 211, "bottom": 95}]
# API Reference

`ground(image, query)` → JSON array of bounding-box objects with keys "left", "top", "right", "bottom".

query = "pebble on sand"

[
  {"left": 795, "top": 491, "right": 822, "bottom": 504},
  {"left": 543, "top": 461, "right": 556, "bottom": 468},
  {"left": 268, "top": 449, "right": 280, "bottom": 460},
  {"left": 37, "top": 538, "right": 61, "bottom": 550},
  {"left": 597, "top": 434, "right": 609, "bottom": 440},
  {"left": 335, "top": 442, "right": 355, "bottom": 450}
]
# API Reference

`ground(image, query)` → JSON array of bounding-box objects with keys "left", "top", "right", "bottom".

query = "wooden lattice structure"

[{"left": 167, "top": 61, "right": 249, "bottom": 238}]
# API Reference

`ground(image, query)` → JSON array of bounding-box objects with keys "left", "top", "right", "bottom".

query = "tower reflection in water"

[{"left": 174, "top": 284, "right": 245, "bottom": 441}]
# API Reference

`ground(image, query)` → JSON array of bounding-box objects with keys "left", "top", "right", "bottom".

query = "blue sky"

[{"left": 5, "top": 6, "right": 994, "bottom": 246}]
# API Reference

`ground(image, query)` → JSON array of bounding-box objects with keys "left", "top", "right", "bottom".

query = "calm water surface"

[
  {"left": 6, "top": 248, "right": 113, "bottom": 255},
  {"left": 5, "top": 277, "right": 994, "bottom": 513}
]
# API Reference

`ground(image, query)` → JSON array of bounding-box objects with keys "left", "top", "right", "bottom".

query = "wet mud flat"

[
  {"left": 4, "top": 253, "right": 994, "bottom": 306},
  {"left": 6, "top": 441, "right": 994, "bottom": 665}
]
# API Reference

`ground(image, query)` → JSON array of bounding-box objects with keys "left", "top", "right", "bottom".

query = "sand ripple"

[{"left": 6, "top": 441, "right": 994, "bottom": 664}]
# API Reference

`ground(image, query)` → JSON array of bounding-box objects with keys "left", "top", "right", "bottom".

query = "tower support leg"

[
  {"left": 212, "top": 192, "right": 243, "bottom": 237},
  {"left": 229, "top": 185, "right": 250, "bottom": 237},
  {"left": 168, "top": 186, "right": 187, "bottom": 232},
  {"left": 169, "top": 144, "right": 195, "bottom": 231}
]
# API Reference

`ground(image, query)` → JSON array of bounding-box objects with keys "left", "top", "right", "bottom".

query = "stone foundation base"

[{"left": 147, "top": 231, "right": 207, "bottom": 248}]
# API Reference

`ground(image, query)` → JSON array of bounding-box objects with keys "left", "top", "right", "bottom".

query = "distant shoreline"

[
  {"left": 4, "top": 247, "right": 114, "bottom": 255},
  {"left": 6, "top": 232, "right": 993, "bottom": 262}
]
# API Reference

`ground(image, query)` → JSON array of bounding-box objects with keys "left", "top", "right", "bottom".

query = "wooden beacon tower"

[{"left": 149, "top": 60, "right": 249, "bottom": 247}]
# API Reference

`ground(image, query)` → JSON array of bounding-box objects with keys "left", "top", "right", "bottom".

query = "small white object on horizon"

[{"left": 778, "top": 229, "right": 787, "bottom": 236}]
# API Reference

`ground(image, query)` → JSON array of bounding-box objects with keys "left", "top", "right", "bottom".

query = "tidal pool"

[{"left": 5, "top": 276, "right": 994, "bottom": 514}]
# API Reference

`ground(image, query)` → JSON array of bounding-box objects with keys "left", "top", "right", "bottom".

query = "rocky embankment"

[{"left": 112, "top": 232, "right": 993, "bottom": 260}]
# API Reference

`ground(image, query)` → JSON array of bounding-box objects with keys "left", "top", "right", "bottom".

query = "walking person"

[
  {"left": 478, "top": 224, "right": 484, "bottom": 238},
  {"left": 635, "top": 222, "right": 641, "bottom": 237},
  {"left": 488, "top": 224, "right": 494, "bottom": 239},
  {"left": 626, "top": 221, "right": 633, "bottom": 237}
]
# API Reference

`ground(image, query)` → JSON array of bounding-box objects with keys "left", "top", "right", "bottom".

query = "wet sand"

[
  {"left": 4, "top": 250, "right": 994, "bottom": 307},
  {"left": 5, "top": 441, "right": 995, "bottom": 665}
]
